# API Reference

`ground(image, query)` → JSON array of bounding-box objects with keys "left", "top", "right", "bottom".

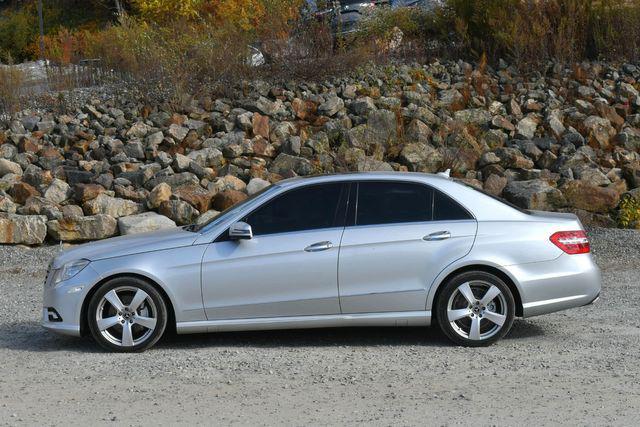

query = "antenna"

[{"left": 437, "top": 169, "right": 451, "bottom": 178}]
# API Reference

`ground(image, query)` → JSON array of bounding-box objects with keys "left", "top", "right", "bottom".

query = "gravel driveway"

[{"left": 0, "top": 228, "right": 639, "bottom": 425}]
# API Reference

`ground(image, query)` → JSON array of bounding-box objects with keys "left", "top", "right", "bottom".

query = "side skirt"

[{"left": 176, "top": 311, "right": 431, "bottom": 334}]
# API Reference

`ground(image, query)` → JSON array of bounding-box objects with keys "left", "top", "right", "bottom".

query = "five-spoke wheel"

[
  {"left": 87, "top": 277, "right": 167, "bottom": 352},
  {"left": 436, "top": 271, "right": 515, "bottom": 346}
]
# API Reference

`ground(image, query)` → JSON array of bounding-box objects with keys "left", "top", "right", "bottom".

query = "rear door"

[{"left": 338, "top": 180, "right": 477, "bottom": 314}]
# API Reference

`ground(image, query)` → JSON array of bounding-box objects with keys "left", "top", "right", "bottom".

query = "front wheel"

[
  {"left": 87, "top": 277, "right": 167, "bottom": 352},
  {"left": 436, "top": 271, "right": 515, "bottom": 347}
]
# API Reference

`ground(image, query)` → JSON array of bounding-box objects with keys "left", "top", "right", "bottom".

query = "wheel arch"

[
  {"left": 429, "top": 264, "right": 523, "bottom": 318},
  {"left": 79, "top": 272, "right": 177, "bottom": 337}
]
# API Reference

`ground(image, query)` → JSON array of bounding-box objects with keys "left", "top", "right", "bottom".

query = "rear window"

[{"left": 460, "top": 181, "right": 530, "bottom": 214}]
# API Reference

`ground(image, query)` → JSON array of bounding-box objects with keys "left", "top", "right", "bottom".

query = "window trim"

[
  {"left": 350, "top": 180, "right": 475, "bottom": 227},
  {"left": 231, "top": 181, "right": 350, "bottom": 238}
]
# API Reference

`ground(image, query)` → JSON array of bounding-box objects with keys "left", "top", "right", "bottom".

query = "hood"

[{"left": 52, "top": 227, "right": 199, "bottom": 268}]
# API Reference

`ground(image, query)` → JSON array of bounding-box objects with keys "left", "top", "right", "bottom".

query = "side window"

[
  {"left": 433, "top": 189, "right": 473, "bottom": 221},
  {"left": 245, "top": 183, "right": 344, "bottom": 236},
  {"left": 356, "top": 182, "right": 433, "bottom": 226}
]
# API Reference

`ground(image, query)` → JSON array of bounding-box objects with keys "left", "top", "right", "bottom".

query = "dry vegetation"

[{"left": 3, "top": 0, "right": 640, "bottom": 112}]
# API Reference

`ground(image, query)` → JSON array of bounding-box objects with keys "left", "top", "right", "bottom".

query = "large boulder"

[
  {"left": 398, "top": 143, "right": 443, "bottom": 173},
  {"left": 0, "top": 159, "right": 22, "bottom": 177},
  {"left": 582, "top": 116, "right": 615, "bottom": 149},
  {"left": 494, "top": 147, "right": 535, "bottom": 170},
  {"left": 503, "top": 179, "right": 566, "bottom": 210},
  {"left": 270, "top": 153, "right": 313, "bottom": 176},
  {"left": 561, "top": 180, "right": 620, "bottom": 213},
  {"left": 148, "top": 182, "right": 172, "bottom": 209},
  {"left": 83, "top": 194, "right": 143, "bottom": 218},
  {"left": 158, "top": 199, "right": 199, "bottom": 225},
  {"left": 0, "top": 214, "right": 47, "bottom": 244},
  {"left": 246, "top": 178, "right": 270, "bottom": 196},
  {"left": 212, "top": 190, "right": 248, "bottom": 211},
  {"left": 47, "top": 214, "right": 118, "bottom": 242},
  {"left": 173, "top": 183, "right": 215, "bottom": 213},
  {"left": 117, "top": 212, "right": 176, "bottom": 235},
  {"left": 43, "top": 178, "right": 70, "bottom": 204}
]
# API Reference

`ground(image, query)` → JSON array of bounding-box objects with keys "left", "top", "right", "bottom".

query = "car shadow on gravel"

[{"left": 0, "top": 319, "right": 545, "bottom": 353}]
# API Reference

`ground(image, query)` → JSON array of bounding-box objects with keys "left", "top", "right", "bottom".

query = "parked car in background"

[
  {"left": 305, "top": 0, "right": 390, "bottom": 37},
  {"left": 43, "top": 172, "right": 601, "bottom": 352}
]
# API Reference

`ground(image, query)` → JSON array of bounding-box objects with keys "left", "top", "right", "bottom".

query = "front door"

[
  {"left": 338, "top": 181, "right": 478, "bottom": 314},
  {"left": 201, "top": 182, "right": 348, "bottom": 320}
]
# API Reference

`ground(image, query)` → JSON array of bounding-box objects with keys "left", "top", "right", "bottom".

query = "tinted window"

[
  {"left": 356, "top": 182, "right": 433, "bottom": 226},
  {"left": 433, "top": 189, "right": 473, "bottom": 221},
  {"left": 245, "top": 183, "right": 344, "bottom": 235}
]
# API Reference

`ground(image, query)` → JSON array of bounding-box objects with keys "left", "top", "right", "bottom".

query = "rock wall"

[{"left": 1, "top": 60, "right": 640, "bottom": 245}]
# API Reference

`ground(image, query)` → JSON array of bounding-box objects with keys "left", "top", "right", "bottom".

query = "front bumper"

[
  {"left": 505, "top": 253, "right": 602, "bottom": 318},
  {"left": 41, "top": 264, "right": 101, "bottom": 337}
]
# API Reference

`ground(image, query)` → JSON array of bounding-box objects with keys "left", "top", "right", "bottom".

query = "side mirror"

[{"left": 229, "top": 221, "right": 253, "bottom": 240}]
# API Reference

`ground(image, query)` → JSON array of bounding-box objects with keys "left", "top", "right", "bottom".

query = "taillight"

[{"left": 550, "top": 231, "right": 590, "bottom": 254}]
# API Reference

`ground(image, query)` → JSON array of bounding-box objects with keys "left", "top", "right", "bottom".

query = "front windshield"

[{"left": 191, "top": 184, "right": 280, "bottom": 232}]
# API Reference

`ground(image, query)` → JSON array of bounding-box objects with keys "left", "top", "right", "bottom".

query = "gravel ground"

[{"left": 0, "top": 227, "right": 639, "bottom": 426}]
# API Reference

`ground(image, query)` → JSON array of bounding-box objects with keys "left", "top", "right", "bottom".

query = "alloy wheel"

[
  {"left": 446, "top": 281, "right": 507, "bottom": 341},
  {"left": 95, "top": 286, "right": 158, "bottom": 347}
]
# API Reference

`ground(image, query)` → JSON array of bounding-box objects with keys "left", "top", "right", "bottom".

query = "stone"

[
  {"left": 405, "top": 119, "right": 433, "bottom": 144},
  {"left": 212, "top": 190, "right": 248, "bottom": 211},
  {"left": 10, "top": 182, "right": 40, "bottom": 205},
  {"left": 483, "top": 174, "right": 508, "bottom": 196},
  {"left": 399, "top": 143, "right": 443, "bottom": 173},
  {"left": 43, "top": 179, "right": 70, "bottom": 204},
  {"left": 61, "top": 204, "right": 83, "bottom": 220},
  {"left": 561, "top": 180, "right": 620, "bottom": 213},
  {"left": 117, "top": 212, "right": 176, "bottom": 235},
  {"left": 0, "top": 195, "right": 17, "bottom": 213},
  {"left": 167, "top": 124, "right": 188, "bottom": 142},
  {"left": 74, "top": 183, "right": 106, "bottom": 202},
  {"left": 0, "top": 159, "right": 22, "bottom": 177},
  {"left": 494, "top": 147, "right": 535, "bottom": 169},
  {"left": 246, "top": 178, "right": 271, "bottom": 195},
  {"left": 270, "top": 153, "right": 313, "bottom": 176},
  {"left": 439, "top": 89, "right": 465, "bottom": 110},
  {"left": 148, "top": 182, "right": 172, "bottom": 209},
  {"left": 126, "top": 121, "right": 151, "bottom": 138},
  {"left": 172, "top": 153, "right": 192, "bottom": 172},
  {"left": 0, "top": 214, "right": 47, "bottom": 244},
  {"left": 356, "top": 158, "right": 394, "bottom": 172},
  {"left": 158, "top": 199, "right": 199, "bottom": 225},
  {"left": 351, "top": 97, "right": 377, "bottom": 116},
  {"left": 318, "top": 96, "right": 344, "bottom": 117},
  {"left": 195, "top": 209, "right": 221, "bottom": 226},
  {"left": 291, "top": 98, "right": 317, "bottom": 121},
  {"left": 516, "top": 116, "right": 538, "bottom": 139},
  {"left": 83, "top": 194, "right": 143, "bottom": 218},
  {"left": 174, "top": 183, "right": 214, "bottom": 213},
  {"left": 47, "top": 214, "right": 118, "bottom": 242},
  {"left": 583, "top": 116, "right": 615, "bottom": 149},
  {"left": 454, "top": 109, "right": 492, "bottom": 126},
  {"left": 503, "top": 179, "right": 566, "bottom": 210},
  {"left": 252, "top": 113, "right": 270, "bottom": 139}
]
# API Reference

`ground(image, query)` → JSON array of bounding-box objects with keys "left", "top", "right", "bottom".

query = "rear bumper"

[{"left": 505, "top": 253, "right": 602, "bottom": 318}]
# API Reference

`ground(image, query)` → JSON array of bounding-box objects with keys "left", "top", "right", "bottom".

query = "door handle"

[
  {"left": 304, "top": 241, "right": 333, "bottom": 252},
  {"left": 423, "top": 231, "right": 451, "bottom": 241}
]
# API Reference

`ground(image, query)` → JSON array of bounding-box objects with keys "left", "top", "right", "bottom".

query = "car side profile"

[{"left": 42, "top": 172, "right": 601, "bottom": 352}]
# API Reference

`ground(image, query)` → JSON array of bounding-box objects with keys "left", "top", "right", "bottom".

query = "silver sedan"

[{"left": 42, "top": 172, "right": 601, "bottom": 352}]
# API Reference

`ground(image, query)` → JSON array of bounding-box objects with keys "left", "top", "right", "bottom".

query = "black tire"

[
  {"left": 436, "top": 271, "right": 515, "bottom": 347},
  {"left": 87, "top": 277, "right": 168, "bottom": 353}
]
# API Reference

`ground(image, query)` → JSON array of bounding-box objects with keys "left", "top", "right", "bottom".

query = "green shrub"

[{"left": 618, "top": 194, "right": 640, "bottom": 229}]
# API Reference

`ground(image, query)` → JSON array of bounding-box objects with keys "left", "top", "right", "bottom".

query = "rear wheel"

[
  {"left": 87, "top": 277, "right": 167, "bottom": 352},
  {"left": 436, "top": 271, "right": 515, "bottom": 347}
]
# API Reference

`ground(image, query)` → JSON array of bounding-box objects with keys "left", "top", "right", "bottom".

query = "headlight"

[{"left": 53, "top": 259, "right": 90, "bottom": 285}]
